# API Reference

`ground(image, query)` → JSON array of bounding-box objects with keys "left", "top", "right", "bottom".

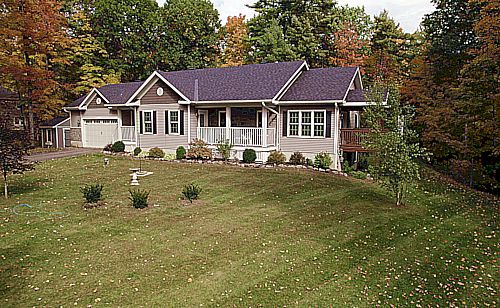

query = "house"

[
  {"left": 39, "top": 116, "right": 70, "bottom": 148},
  {"left": 64, "top": 61, "right": 378, "bottom": 169},
  {"left": 0, "top": 86, "right": 24, "bottom": 130}
]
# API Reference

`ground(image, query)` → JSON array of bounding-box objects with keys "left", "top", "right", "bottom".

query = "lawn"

[{"left": 0, "top": 154, "right": 498, "bottom": 306}]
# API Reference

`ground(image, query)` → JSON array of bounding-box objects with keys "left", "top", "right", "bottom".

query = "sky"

[{"left": 157, "top": 1, "right": 435, "bottom": 33}]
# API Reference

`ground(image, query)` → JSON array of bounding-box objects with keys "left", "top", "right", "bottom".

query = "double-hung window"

[
  {"left": 169, "top": 110, "right": 179, "bottom": 134},
  {"left": 288, "top": 110, "right": 326, "bottom": 138},
  {"left": 143, "top": 111, "right": 153, "bottom": 134}
]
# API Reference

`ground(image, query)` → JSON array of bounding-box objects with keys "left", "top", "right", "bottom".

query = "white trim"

[
  {"left": 274, "top": 70, "right": 304, "bottom": 101},
  {"left": 167, "top": 110, "right": 180, "bottom": 135},
  {"left": 79, "top": 88, "right": 110, "bottom": 109},
  {"left": 187, "top": 104, "right": 191, "bottom": 142},
  {"left": 286, "top": 109, "right": 327, "bottom": 139},
  {"left": 142, "top": 110, "right": 154, "bottom": 135},
  {"left": 193, "top": 99, "right": 272, "bottom": 105},
  {"left": 198, "top": 110, "right": 208, "bottom": 127},
  {"left": 125, "top": 71, "right": 190, "bottom": 104},
  {"left": 272, "top": 61, "right": 308, "bottom": 101},
  {"left": 55, "top": 126, "right": 59, "bottom": 148},
  {"left": 276, "top": 100, "right": 343, "bottom": 105},
  {"left": 342, "top": 67, "right": 361, "bottom": 102},
  {"left": 341, "top": 101, "right": 383, "bottom": 107}
]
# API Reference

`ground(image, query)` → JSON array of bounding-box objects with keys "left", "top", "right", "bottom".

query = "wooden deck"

[{"left": 340, "top": 128, "right": 370, "bottom": 152}]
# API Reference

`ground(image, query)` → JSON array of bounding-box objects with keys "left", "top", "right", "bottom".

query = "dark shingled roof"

[
  {"left": 39, "top": 115, "right": 69, "bottom": 127},
  {"left": 279, "top": 67, "right": 358, "bottom": 101},
  {"left": 98, "top": 81, "right": 143, "bottom": 105},
  {"left": 0, "top": 86, "right": 17, "bottom": 100},
  {"left": 160, "top": 61, "right": 305, "bottom": 101},
  {"left": 346, "top": 89, "right": 367, "bottom": 102},
  {"left": 65, "top": 81, "right": 143, "bottom": 108}
]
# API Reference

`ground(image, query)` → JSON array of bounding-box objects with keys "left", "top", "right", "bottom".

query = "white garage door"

[{"left": 83, "top": 119, "right": 118, "bottom": 148}]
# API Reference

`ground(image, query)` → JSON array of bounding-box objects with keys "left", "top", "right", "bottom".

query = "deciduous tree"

[{"left": 221, "top": 15, "right": 249, "bottom": 67}]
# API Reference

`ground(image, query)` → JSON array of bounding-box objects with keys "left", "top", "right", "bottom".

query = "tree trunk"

[
  {"left": 3, "top": 173, "right": 7, "bottom": 199},
  {"left": 28, "top": 102, "right": 35, "bottom": 145}
]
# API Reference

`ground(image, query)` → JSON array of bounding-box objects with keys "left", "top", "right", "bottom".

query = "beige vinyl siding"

[
  {"left": 141, "top": 80, "right": 180, "bottom": 105},
  {"left": 137, "top": 104, "right": 189, "bottom": 151},
  {"left": 83, "top": 107, "right": 117, "bottom": 118},
  {"left": 190, "top": 107, "right": 197, "bottom": 141},
  {"left": 279, "top": 105, "right": 335, "bottom": 156},
  {"left": 70, "top": 111, "right": 81, "bottom": 127}
]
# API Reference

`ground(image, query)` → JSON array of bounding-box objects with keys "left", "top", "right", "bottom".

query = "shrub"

[
  {"left": 351, "top": 171, "right": 367, "bottom": 180},
  {"left": 182, "top": 183, "right": 202, "bottom": 203},
  {"left": 103, "top": 144, "right": 112, "bottom": 152},
  {"left": 81, "top": 184, "right": 103, "bottom": 204},
  {"left": 267, "top": 150, "right": 286, "bottom": 165},
  {"left": 111, "top": 141, "right": 125, "bottom": 153},
  {"left": 187, "top": 138, "right": 213, "bottom": 160},
  {"left": 176, "top": 146, "right": 186, "bottom": 159},
  {"left": 306, "top": 158, "right": 314, "bottom": 167},
  {"left": 164, "top": 153, "right": 176, "bottom": 160},
  {"left": 148, "top": 147, "right": 165, "bottom": 158},
  {"left": 289, "top": 152, "right": 306, "bottom": 165},
  {"left": 216, "top": 139, "right": 233, "bottom": 161},
  {"left": 314, "top": 152, "right": 332, "bottom": 169},
  {"left": 242, "top": 148, "right": 257, "bottom": 163},
  {"left": 342, "top": 161, "right": 354, "bottom": 174},
  {"left": 129, "top": 189, "right": 149, "bottom": 209},
  {"left": 133, "top": 147, "right": 142, "bottom": 156}
]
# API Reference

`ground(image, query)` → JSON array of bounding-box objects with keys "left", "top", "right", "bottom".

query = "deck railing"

[
  {"left": 121, "top": 126, "right": 136, "bottom": 142},
  {"left": 197, "top": 127, "right": 275, "bottom": 147},
  {"left": 340, "top": 128, "right": 369, "bottom": 150}
]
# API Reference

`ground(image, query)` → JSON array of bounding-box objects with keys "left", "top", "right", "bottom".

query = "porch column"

[
  {"left": 117, "top": 109, "right": 123, "bottom": 141},
  {"left": 262, "top": 106, "right": 268, "bottom": 147},
  {"left": 225, "top": 106, "right": 231, "bottom": 143}
]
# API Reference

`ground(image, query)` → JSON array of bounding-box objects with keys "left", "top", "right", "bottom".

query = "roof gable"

[
  {"left": 39, "top": 116, "right": 69, "bottom": 127},
  {"left": 159, "top": 61, "right": 306, "bottom": 102},
  {"left": 279, "top": 67, "right": 358, "bottom": 102}
]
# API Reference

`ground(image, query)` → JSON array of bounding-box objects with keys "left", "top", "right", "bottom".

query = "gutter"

[{"left": 261, "top": 102, "right": 279, "bottom": 115}]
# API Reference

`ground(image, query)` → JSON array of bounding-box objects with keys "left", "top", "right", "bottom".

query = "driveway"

[{"left": 27, "top": 148, "right": 100, "bottom": 162}]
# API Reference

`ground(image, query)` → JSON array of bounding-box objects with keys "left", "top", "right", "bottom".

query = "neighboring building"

[
  {"left": 64, "top": 61, "right": 381, "bottom": 169},
  {"left": 39, "top": 116, "right": 70, "bottom": 148},
  {"left": 0, "top": 86, "right": 24, "bottom": 130}
]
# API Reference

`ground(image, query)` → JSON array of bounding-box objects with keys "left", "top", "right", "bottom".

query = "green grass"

[{"left": 0, "top": 154, "right": 498, "bottom": 306}]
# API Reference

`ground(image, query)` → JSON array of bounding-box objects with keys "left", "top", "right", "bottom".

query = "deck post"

[
  {"left": 332, "top": 104, "right": 341, "bottom": 171},
  {"left": 225, "top": 106, "right": 231, "bottom": 143},
  {"left": 262, "top": 107, "right": 268, "bottom": 148}
]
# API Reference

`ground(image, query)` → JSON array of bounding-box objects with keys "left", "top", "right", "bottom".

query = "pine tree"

[{"left": 247, "top": 18, "right": 297, "bottom": 63}]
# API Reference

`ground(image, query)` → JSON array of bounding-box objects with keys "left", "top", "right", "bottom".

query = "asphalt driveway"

[{"left": 27, "top": 148, "right": 100, "bottom": 162}]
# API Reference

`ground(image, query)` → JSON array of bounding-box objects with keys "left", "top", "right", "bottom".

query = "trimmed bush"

[
  {"left": 267, "top": 150, "right": 286, "bottom": 165},
  {"left": 164, "top": 153, "right": 176, "bottom": 160},
  {"left": 314, "top": 152, "right": 333, "bottom": 169},
  {"left": 289, "top": 152, "right": 306, "bottom": 165},
  {"left": 242, "top": 148, "right": 257, "bottom": 163},
  {"left": 133, "top": 147, "right": 142, "bottom": 156},
  {"left": 216, "top": 139, "right": 233, "bottom": 161},
  {"left": 351, "top": 171, "right": 367, "bottom": 179},
  {"left": 81, "top": 184, "right": 103, "bottom": 203},
  {"left": 187, "top": 139, "right": 213, "bottom": 160},
  {"left": 111, "top": 141, "right": 125, "bottom": 153},
  {"left": 103, "top": 144, "right": 112, "bottom": 152},
  {"left": 182, "top": 183, "right": 202, "bottom": 203},
  {"left": 306, "top": 158, "right": 314, "bottom": 167},
  {"left": 129, "top": 189, "right": 149, "bottom": 209},
  {"left": 148, "top": 147, "right": 165, "bottom": 158},
  {"left": 176, "top": 146, "right": 186, "bottom": 159}
]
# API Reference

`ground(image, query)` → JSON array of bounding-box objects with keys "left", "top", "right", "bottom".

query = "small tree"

[
  {"left": 363, "top": 85, "right": 427, "bottom": 206},
  {"left": 0, "top": 122, "right": 34, "bottom": 198},
  {"left": 216, "top": 139, "right": 233, "bottom": 161}
]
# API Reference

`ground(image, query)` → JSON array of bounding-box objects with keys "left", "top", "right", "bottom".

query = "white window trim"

[
  {"left": 198, "top": 110, "right": 208, "bottom": 127},
  {"left": 168, "top": 110, "right": 180, "bottom": 135},
  {"left": 45, "top": 129, "right": 53, "bottom": 143},
  {"left": 287, "top": 110, "right": 326, "bottom": 139},
  {"left": 142, "top": 110, "right": 154, "bottom": 135},
  {"left": 218, "top": 111, "right": 226, "bottom": 127}
]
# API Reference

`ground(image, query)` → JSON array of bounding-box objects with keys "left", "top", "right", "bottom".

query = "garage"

[{"left": 83, "top": 119, "right": 118, "bottom": 148}]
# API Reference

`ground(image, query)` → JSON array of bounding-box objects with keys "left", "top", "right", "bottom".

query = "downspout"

[
  {"left": 333, "top": 102, "right": 340, "bottom": 171},
  {"left": 262, "top": 102, "right": 279, "bottom": 149}
]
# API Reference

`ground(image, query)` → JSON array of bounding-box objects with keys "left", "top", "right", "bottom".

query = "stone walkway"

[{"left": 27, "top": 148, "right": 100, "bottom": 162}]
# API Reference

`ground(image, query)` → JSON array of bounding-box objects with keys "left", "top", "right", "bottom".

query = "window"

[
  {"left": 198, "top": 110, "right": 208, "bottom": 127},
  {"left": 288, "top": 110, "right": 326, "bottom": 138},
  {"left": 169, "top": 110, "right": 179, "bottom": 134},
  {"left": 219, "top": 111, "right": 226, "bottom": 127},
  {"left": 143, "top": 111, "right": 153, "bottom": 134},
  {"left": 45, "top": 130, "right": 52, "bottom": 143},
  {"left": 13, "top": 117, "right": 24, "bottom": 128}
]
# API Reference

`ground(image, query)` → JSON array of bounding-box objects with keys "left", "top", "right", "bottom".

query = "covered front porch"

[{"left": 195, "top": 106, "right": 277, "bottom": 148}]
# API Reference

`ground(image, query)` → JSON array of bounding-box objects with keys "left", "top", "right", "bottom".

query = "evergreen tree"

[{"left": 247, "top": 18, "right": 297, "bottom": 63}]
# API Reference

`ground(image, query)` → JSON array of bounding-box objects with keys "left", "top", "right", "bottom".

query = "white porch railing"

[
  {"left": 121, "top": 126, "right": 136, "bottom": 142},
  {"left": 197, "top": 127, "right": 275, "bottom": 147}
]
